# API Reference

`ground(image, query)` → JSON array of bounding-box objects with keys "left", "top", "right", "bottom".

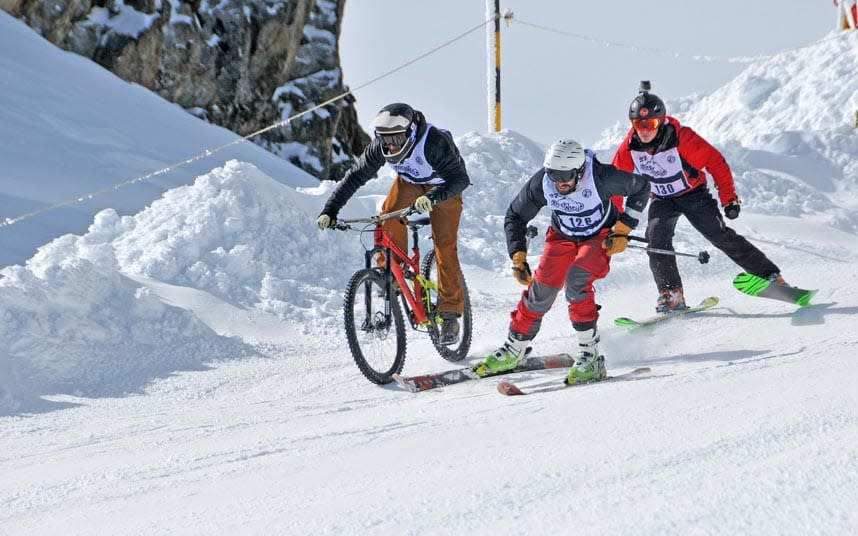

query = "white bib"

[
  {"left": 630, "top": 146, "right": 692, "bottom": 197},
  {"left": 390, "top": 123, "right": 446, "bottom": 185},
  {"left": 542, "top": 151, "right": 609, "bottom": 237}
]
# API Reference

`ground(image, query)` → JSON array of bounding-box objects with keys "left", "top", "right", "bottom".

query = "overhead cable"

[
  {"left": 1, "top": 16, "right": 495, "bottom": 229},
  {"left": 507, "top": 14, "right": 845, "bottom": 64}
]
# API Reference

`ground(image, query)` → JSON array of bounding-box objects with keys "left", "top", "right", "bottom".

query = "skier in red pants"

[{"left": 474, "top": 139, "right": 650, "bottom": 384}]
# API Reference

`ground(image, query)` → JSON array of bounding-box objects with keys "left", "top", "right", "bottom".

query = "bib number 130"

[
  {"left": 653, "top": 183, "right": 675, "bottom": 195},
  {"left": 652, "top": 177, "right": 686, "bottom": 196}
]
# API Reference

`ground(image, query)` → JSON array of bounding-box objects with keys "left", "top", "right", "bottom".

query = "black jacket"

[
  {"left": 320, "top": 111, "right": 470, "bottom": 217},
  {"left": 504, "top": 157, "right": 650, "bottom": 257}
]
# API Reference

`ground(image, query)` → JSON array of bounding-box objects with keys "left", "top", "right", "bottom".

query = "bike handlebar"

[{"left": 335, "top": 206, "right": 420, "bottom": 230}]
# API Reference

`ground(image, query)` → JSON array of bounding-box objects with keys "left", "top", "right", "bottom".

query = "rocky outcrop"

[{"left": 3, "top": 0, "right": 370, "bottom": 180}]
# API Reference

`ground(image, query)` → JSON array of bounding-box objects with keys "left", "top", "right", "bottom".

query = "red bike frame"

[{"left": 343, "top": 207, "right": 434, "bottom": 327}]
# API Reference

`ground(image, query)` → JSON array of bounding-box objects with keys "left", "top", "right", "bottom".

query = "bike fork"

[{"left": 361, "top": 247, "right": 394, "bottom": 330}]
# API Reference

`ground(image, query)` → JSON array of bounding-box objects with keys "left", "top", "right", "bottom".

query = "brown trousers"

[{"left": 379, "top": 177, "right": 464, "bottom": 316}]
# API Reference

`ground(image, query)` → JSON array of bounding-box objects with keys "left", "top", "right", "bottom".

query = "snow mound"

[
  {"left": 0, "top": 225, "right": 251, "bottom": 416},
  {"left": 456, "top": 129, "right": 548, "bottom": 268},
  {"left": 684, "top": 33, "right": 858, "bottom": 143},
  {"left": 111, "top": 160, "right": 347, "bottom": 319},
  {"left": 594, "top": 32, "right": 858, "bottom": 230}
]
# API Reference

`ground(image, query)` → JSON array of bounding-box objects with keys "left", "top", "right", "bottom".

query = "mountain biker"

[
  {"left": 474, "top": 139, "right": 650, "bottom": 384},
  {"left": 316, "top": 102, "right": 471, "bottom": 344},
  {"left": 612, "top": 81, "right": 790, "bottom": 313}
]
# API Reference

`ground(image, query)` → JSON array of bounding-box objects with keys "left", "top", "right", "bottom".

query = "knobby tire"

[
  {"left": 343, "top": 268, "right": 407, "bottom": 384},
  {"left": 421, "top": 250, "right": 472, "bottom": 362}
]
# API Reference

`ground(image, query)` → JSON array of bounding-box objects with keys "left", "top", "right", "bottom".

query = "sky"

[
  {"left": 341, "top": 0, "right": 835, "bottom": 147},
  {"left": 1, "top": 9, "right": 858, "bottom": 536}
]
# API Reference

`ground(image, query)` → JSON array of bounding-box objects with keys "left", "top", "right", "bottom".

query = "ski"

[
  {"left": 393, "top": 353, "right": 574, "bottom": 393},
  {"left": 614, "top": 296, "right": 719, "bottom": 330},
  {"left": 733, "top": 272, "right": 816, "bottom": 307},
  {"left": 497, "top": 367, "right": 652, "bottom": 396}
]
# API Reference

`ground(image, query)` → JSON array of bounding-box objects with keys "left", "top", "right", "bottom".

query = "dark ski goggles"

[
  {"left": 376, "top": 131, "right": 409, "bottom": 154},
  {"left": 547, "top": 165, "right": 585, "bottom": 184}
]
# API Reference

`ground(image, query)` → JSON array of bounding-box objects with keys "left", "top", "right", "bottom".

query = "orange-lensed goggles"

[{"left": 631, "top": 117, "right": 663, "bottom": 131}]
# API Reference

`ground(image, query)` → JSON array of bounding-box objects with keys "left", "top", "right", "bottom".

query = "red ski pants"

[{"left": 509, "top": 227, "right": 611, "bottom": 338}]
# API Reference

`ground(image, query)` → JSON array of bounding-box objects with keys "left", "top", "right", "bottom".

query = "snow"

[
  {"left": 1, "top": 11, "right": 857, "bottom": 536},
  {"left": 0, "top": 13, "right": 317, "bottom": 268},
  {"left": 86, "top": 2, "right": 160, "bottom": 38}
]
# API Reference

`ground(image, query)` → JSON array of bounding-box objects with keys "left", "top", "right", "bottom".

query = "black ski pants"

[{"left": 645, "top": 187, "right": 780, "bottom": 291}]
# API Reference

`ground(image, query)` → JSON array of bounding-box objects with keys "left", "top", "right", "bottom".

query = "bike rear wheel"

[
  {"left": 343, "top": 268, "right": 407, "bottom": 384},
  {"left": 421, "top": 250, "right": 472, "bottom": 362}
]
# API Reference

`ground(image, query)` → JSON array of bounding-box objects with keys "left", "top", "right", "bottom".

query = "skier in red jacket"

[{"left": 612, "top": 81, "right": 790, "bottom": 313}]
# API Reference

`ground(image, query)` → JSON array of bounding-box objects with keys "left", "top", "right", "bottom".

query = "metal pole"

[
  {"left": 486, "top": 0, "right": 501, "bottom": 132},
  {"left": 493, "top": 0, "right": 501, "bottom": 132}
]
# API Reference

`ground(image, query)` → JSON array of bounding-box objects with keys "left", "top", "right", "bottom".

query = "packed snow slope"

[
  {"left": 1, "top": 17, "right": 857, "bottom": 536},
  {"left": 0, "top": 13, "right": 317, "bottom": 268}
]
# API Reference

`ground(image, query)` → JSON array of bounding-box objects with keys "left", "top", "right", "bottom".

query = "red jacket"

[{"left": 612, "top": 116, "right": 737, "bottom": 206}]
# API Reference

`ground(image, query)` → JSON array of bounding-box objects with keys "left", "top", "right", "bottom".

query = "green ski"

[
  {"left": 732, "top": 273, "right": 816, "bottom": 307},
  {"left": 614, "top": 296, "right": 719, "bottom": 330}
]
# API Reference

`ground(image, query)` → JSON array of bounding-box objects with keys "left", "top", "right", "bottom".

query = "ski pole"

[
  {"left": 623, "top": 235, "right": 710, "bottom": 264},
  {"left": 626, "top": 244, "right": 710, "bottom": 264},
  {"left": 526, "top": 225, "right": 538, "bottom": 243}
]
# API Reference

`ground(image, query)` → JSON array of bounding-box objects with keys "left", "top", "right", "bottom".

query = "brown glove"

[
  {"left": 603, "top": 221, "right": 633, "bottom": 256},
  {"left": 511, "top": 251, "right": 532, "bottom": 286}
]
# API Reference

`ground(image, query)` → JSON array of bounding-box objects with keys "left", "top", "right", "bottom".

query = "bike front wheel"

[
  {"left": 421, "top": 250, "right": 473, "bottom": 362},
  {"left": 343, "top": 268, "right": 407, "bottom": 384}
]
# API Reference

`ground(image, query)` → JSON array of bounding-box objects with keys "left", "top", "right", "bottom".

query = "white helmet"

[
  {"left": 543, "top": 139, "right": 586, "bottom": 184},
  {"left": 372, "top": 103, "right": 418, "bottom": 164}
]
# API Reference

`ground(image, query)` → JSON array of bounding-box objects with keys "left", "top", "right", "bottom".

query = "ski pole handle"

[
  {"left": 526, "top": 225, "right": 538, "bottom": 240},
  {"left": 627, "top": 235, "right": 649, "bottom": 244},
  {"left": 525, "top": 225, "right": 538, "bottom": 251}
]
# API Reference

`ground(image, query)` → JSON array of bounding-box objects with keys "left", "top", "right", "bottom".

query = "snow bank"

[
  {"left": 595, "top": 32, "right": 858, "bottom": 230},
  {"left": 0, "top": 218, "right": 251, "bottom": 416}
]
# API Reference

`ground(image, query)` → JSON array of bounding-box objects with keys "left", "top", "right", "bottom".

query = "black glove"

[{"left": 724, "top": 199, "right": 741, "bottom": 220}]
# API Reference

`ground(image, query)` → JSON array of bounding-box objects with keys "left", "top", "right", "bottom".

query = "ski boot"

[
  {"left": 566, "top": 328, "right": 607, "bottom": 384},
  {"left": 767, "top": 272, "right": 791, "bottom": 287},
  {"left": 473, "top": 332, "right": 531, "bottom": 377},
  {"left": 656, "top": 287, "right": 688, "bottom": 314}
]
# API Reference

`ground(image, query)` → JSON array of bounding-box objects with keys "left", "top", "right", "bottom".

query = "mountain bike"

[{"left": 335, "top": 206, "right": 473, "bottom": 384}]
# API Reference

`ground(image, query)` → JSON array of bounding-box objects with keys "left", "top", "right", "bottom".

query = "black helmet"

[
  {"left": 628, "top": 80, "right": 666, "bottom": 120},
  {"left": 371, "top": 102, "right": 418, "bottom": 164}
]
